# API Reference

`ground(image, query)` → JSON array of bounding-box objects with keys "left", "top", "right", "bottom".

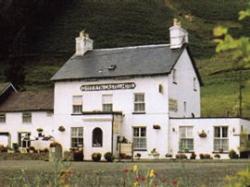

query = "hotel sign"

[{"left": 80, "top": 82, "right": 136, "bottom": 92}]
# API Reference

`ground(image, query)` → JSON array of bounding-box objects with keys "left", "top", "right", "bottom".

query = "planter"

[
  {"left": 153, "top": 125, "right": 161, "bottom": 130},
  {"left": 199, "top": 130, "right": 207, "bottom": 138},
  {"left": 58, "top": 126, "right": 66, "bottom": 132}
]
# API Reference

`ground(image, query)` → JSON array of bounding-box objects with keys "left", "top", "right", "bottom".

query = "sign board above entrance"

[{"left": 80, "top": 82, "right": 136, "bottom": 92}]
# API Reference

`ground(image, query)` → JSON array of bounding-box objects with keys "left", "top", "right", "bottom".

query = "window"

[
  {"left": 0, "top": 113, "right": 6, "bottom": 123},
  {"left": 22, "top": 112, "right": 32, "bottom": 123},
  {"left": 102, "top": 94, "right": 113, "bottom": 112},
  {"left": 184, "top": 101, "right": 187, "bottom": 113},
  {"left": 133, "top": 127, "right": 147, "bottom": 150},
  {"left": 71, "top": 127, "right": 84, "bottom": 148},
  {"left": 92, "top": 128, "right": 103, "bottom": 147},
  {"left": 72, "top": 95, "right": 82, "bottom": 114},
  {"left": 134, "top": 93, "right": 145, "bottom": 113},
  {"left": 172, "top": 69, "right": 177, "bottom": 84},
  {"left": 169, "top": 98, "right": 178, "bottom": 112},
  {"left": 214, "top": 126, "right": 228, "bottom": 152},
  {"left": 179, "top": 126, "right": 193, "bottom": 152},
  {"left": 193, "top": 77, "right": 197, "bottom": 91},
  {"left": 18, "top": 132, "right": 31, "bottom": 148}
]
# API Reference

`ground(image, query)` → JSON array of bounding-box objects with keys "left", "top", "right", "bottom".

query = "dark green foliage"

[
  {"left": 92, "top": 152, "right": 102, "bottom": 162},
  {"left": 4, "top": 58, "right": 25, "bottom": 89},
  {"left": 104, "top": 152, "right": 114, "bottom": 162},
  {"left": 190, "top": 152, "right": 196, "bottom": 160},
  {"left": 229, "top": 150, "right": 239, "bottom": 159},
  {"left": 176, "top": 153, "right": 187, "bottom": 159}
]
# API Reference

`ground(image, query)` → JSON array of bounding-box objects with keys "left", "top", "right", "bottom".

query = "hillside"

[{"left": 0, "top": 0, "right": 250, "bottom": 117}]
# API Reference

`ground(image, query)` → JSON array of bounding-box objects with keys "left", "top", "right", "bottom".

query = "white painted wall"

[
  {"left": 54, "top": 76, "right": 171, "bottom": 159},
  {"left": 169, "top": 118, "right": 250, "bottom": 159},
  {"left": 0, "top": 112, "right": 54, "bottom": 146},
  {"left": 168, "top": 49, "right": 201, "bottom": 118}
]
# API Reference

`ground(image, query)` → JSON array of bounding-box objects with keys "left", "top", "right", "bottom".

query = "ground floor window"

[
  {"left": 18, "top": 132, "right": 31, "bottom": 148},
  {"left": 179, "top": 126, "right": 193, "bottom": 152},
  {"left": 133, "top": 127, "right": 147, "bottom": 150},
  {"left": 71, "top": 127, "right": 84, "bottom": 148},
  {"left": 92, "top": 128, "right": 103, "bottom": 147},
  {"left": 214, "top": 126, "right": 228, "bottom": 152}
]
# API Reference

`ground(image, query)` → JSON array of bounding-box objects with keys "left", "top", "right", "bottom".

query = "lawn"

[{"left": 0, "top": 160, "right": 250, "bottom": 186}]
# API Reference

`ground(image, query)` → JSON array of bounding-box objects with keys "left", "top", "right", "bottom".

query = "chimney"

[
  {"left": 169, "top": 19, "right": 188, "bottom": 49},
  {"left": 75, "top": 30, "right": 93, "bottom": 56}
]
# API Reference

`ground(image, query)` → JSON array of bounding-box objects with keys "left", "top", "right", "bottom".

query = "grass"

[{"left": 0, "top": 160, "right": 250, "bottom": 186}]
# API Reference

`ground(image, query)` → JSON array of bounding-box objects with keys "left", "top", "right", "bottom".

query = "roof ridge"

[{"left": 94, "top": 43, "right": 170, "bottom": 52}]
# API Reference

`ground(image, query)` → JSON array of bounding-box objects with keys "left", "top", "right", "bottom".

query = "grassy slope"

[{"left": 1, "top": 0, "right": 250, "bottom": 117}]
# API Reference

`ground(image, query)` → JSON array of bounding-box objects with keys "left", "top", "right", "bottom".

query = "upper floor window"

[
  {"left": 72, "top": 95, "right": 82, "bottom": 114},
  {"left": 22, "top": 112, "right": 32, "bottom": 123},
  {"left": 193, "top": 77, "right": 197, "bottom": 91},
  {"left": 169, "top": 98, "right": 178, "bottom": 112},
  {"left": 214, "top": 126, "right": 228, "bottom": 152},
  {"left": 102, "top": 94, "right": 113, "bottom": 112},
  {"left": 133, "top": 127, "right": 147, "bottom": 150},
  {"left": 0, "top": 113, "right": 6, "bottom": 123},
  {"left": 172, "top": 69, "right": 177, "bottom": 84},
  {"left": 134, "top": 93, "right": 145, "bottom": 113},
  {"left": 92, "top": 128, "right": 103, "bottom": 147},
  {"left": 179, "top": 126, "right": 193, "bottom": 152}
]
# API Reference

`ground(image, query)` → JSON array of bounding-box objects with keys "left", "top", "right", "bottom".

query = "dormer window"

[{"left": 172, "top": 69, "right": 177, "bottom": 84}]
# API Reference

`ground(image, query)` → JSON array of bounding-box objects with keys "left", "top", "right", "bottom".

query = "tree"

[{"left": 214, "top": 2, "right": 250, "bottom": 117}]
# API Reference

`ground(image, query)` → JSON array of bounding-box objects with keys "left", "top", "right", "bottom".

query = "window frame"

[
  {"left": 72, "top": 95, "right": 83, "bottom": 114},
  {"left": 193, "top": 77, "right": 197, "bottom": 91},
  {"left": 133, "top": 127, "right": 147, "bottom": 151},
  {"left": 172, "top": 68, "right": 177, "bottom": 84},
  {"left": 214, "top": 126, "right": 229, "bottom": 152},
  {"left": 92, "top": 128, "right": 103, "bottom": 147},
  {"left": 179, "top": 126, "right": 194, "bottom": 152},
  {"left": 22, "top": 112, "right": 32, "bottom": 123},
  {"left": 133, "top": 93, "right": 145, "bottom": 114},
  {"left": 18, "top": 132, "right": 31, "bottom": 148},
  {"left": 0, "top": 113, "right": 6, "bottom": 123},
  {"left": 102, "top": 94, "right": 113, "bottom": 112},
  {"left": 71, "top": 127, "right": 84, "bottom": 148}
]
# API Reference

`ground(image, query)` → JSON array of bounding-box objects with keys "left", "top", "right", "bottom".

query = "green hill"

[{"left": 0, "top": 0, "right": 250, "bottom": 117}]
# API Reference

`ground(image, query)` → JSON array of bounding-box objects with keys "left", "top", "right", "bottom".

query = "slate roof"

[
  {"left": 0, "top": 90, "right": 54, "bottom": 112},
  {"left": 51, "top": 44, "right": 191, "bottom": 81}
]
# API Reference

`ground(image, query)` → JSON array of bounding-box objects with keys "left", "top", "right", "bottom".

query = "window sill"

[
  {"left": 132, "top": 112, "right": 146, "bottom": 115},
  {"left": 133, "top": 149, "right": 147, "bottom": 152},
  {"left": 212, "top": 151, "right": 229, "bottom": 154},
  {"left": 178, "top": 151, "right": 194, "bottom": 154}
]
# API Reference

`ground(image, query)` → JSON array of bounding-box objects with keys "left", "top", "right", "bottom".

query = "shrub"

[
  {"left": 165, "top": 153, "right": 173, "bottom": 158},
  {"left": 73, "top": 149, "right": 83, "bottom": 161},
  {"left": 176, "top": 154, "right": 187, "bottom": 159},
  {"left": 92, "top": 152, "right": 102, "bottom": 162},
  {"left": 214, "top": 154, "right": 221, "bottom": 159},
  {"left": 119, "top": 153, "right": 132, "bottom": 159},
  {"left": 50, "top": 142, "right": 62, "bottom": 148},
  {"left": 135, "top": 153, "right": 141, "bottom": 160},
  {"left": 200, "top": 153, "right": 212, "bottom": 159},
  {"left": 229, "top": 150, "right": 239, "bottom": 159},
  {"left": 104, "top": 152, "right": 114, "bottom": 162},
  {"left": 190, "top": 152, "right": 196, "bottom": 160},
  {"left": 0, "top": 145, "right": 8, "bottom": 153}
]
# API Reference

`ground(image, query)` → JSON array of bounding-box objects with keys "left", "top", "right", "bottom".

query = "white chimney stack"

[
  {"left": 75, "top": 30, "right": 93, "bottom": 56},
  {"left": 169, "top": 18, "right": 188, "bottom": 49}
]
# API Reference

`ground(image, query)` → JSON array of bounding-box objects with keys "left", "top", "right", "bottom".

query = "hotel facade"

[{"left": 0, "top": 21, "right": 250, "bottom": 159}]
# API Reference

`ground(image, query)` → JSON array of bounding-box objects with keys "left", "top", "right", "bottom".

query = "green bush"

[
  {"left": 229, "top": 150, "right": 239, "bottom": 159},
  {"left": 200, "top": 153, "right": 212, "bottom": 159},
  {"left": 176, "top": 154, "right": 187, "bottom": 159},
  {"left": 92, "top": 152, "right": 102, "bottom": 162},
  {"left": 214, "top": 154, "right": 221, "bottom": 159},
  {"left": 104, "top": 152, "right": 114, "bottom": 162},
  {"left": 190, "top": 152, "right": 196, "bottom": 160}
]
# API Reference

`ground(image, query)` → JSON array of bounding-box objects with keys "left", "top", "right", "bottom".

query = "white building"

[{"left": 0, "top": 20, "right": 250, "bottom": 159}]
